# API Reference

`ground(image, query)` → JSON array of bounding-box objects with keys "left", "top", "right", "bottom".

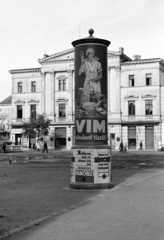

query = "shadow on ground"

[{"left": 0, "top": 158, "right": 140, "bottom": 238}]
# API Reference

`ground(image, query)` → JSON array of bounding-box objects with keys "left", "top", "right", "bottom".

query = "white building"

[
  {"left": 8, "top": 47, "right": 164, "bottom": 150},
  {"left": 0, "top": 96, "right": 12, "bottom": 141}
]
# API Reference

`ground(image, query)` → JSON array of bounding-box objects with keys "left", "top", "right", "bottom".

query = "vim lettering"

[{"left": 76, "top": 119, "right": 106, "bottom": 133}]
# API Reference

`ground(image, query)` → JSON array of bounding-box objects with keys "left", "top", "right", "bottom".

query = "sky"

[{"left": 0, "top": 0, "right": 164, "bottom": 102}]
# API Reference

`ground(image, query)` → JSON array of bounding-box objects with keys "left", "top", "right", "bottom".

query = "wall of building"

[{"left": 8, "top": 49, "right": 164, "bottom": 150}]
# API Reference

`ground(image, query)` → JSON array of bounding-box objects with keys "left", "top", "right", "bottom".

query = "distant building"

[
  {"left": 0, "top": 95, "right": 12, "bottom": 140},
  {"left": 7, "top": 47, "right": 164, "bottom": 150}
]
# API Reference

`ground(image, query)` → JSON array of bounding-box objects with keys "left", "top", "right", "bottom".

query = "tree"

[{"left": 22, "top": 113, "right": 52, "bottom": 140}]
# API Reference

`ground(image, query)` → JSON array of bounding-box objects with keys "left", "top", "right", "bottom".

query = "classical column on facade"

[
  {"left": 41, "top": 72, "right": 45, "bottom": 113},
  {"left": 67, "top": 69, "right": 73, "bottom": 121},
  {"left": 26, "top": 77, "right": 28, "bottom": 93},
  {"left": 108, "top": 67, "right": 111, "bottom": 144},
  {"left": 50, "top": 71, "right": 55, "bottom": 122},
  {"left": 115, "top": 66, "right": 121, "bottom": 116},
  {"left": 11, "top": 133, "right": 15, "bottom": 144},
  {"left": 12, "top": 77, "right": 14, "bottom": 94},
  {"left": 108, "top": 67, "right": 111, "bottom": 119},
  {"left": 108, "top": 66, "right": 122, "bottom": 146}
]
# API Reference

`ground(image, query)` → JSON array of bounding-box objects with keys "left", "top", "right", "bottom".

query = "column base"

[{"left": 69, "top": 182, "right": 114, "bottom": 190}]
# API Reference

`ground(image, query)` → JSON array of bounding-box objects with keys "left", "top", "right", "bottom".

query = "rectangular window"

[
  {"left": 31, "top": 81, "right": 36, "bottom": 92},
  {"left": 59, "top": 104, "right": 66, "bottom": 118},
  {"left": 31, "top": 105, "right": 36, "bottom": 118},
  {"left": 146, "top": 74, "right": 152, "bottom": 86},
  {"left": 59, "top": 80, "right": 66, "bottom": 91},
  {"left": 17, "top": 105, "right": 22, "bottom": 119},
  {"left": 59, "top": 80, "right": 62, "bottom": 91},
  {"left": 128, "top": 101, "right": 135, "bottom": 116},
  {"left": 145, "top": 100, "right": 153, "bottom": 115},
  {"left": 63, "top": 79, "right": 66, "bottom": 91},
  {"left": 18, "top": 82, "right": 22, "bottom": 93},
  {"left": 111, "top": 134, "right": 115, "bottom": 139},
  {"left": 129, "top": 75, "right": 134, "bottom": 87}
]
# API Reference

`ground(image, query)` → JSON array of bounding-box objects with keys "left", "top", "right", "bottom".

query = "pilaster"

[
  {"left": 41, "top": 72, "right": 45, "bottom": 113},
  {"left": 12, "top": 78, "right": 14, "bottom": 94},
  {"left": 50, "top": 71, "right": 55, "bottom": 117},
  {"left": 108, "top": 67, "right": 111, "bottom": 117},
  {"left": 67, "top": 69, "right": 73, "bottom": 121},
  {"left": 115, "top": 66, "right": 121, "bottom": 112}
]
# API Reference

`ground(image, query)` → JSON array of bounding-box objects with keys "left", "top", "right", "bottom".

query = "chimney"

[
  {"left": 133, "top": 55, "right": 141, "bottom": 60},
  {"left": 119, "top": 47, "right": 124, "bottom": 53},
  {"left": 44, "top": 54, "right": 49, "bottom": 58}
]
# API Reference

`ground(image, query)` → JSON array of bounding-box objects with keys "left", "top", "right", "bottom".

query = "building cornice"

[
  {"left": 141, "top": 94, "right": 157, "bottom": 99},
  {"left": 56, "top": 75, "right": 68, "bottom": 81},
  {"left": 56, "top": 97, "right": 68, "bottom": 102},
  {"left": 121, "top": 120, "right": 160, "bottom": 126},
  {"left": 27, "top": 99, "right": 39, "bottom": 104},
  {"left": 9, "top": 68, "right": 41, "bottom": 75},
  {"left": 108, "top": 52, "right": 131, "bottom": 61},
  {"left": 14, "top": 100, "right": 25, "bottom": 104},
  {"left": 121, "top": 58, "right": 164, "bottom": 67},
  {"left": 38, "top": 58, "right": 74, "bottom": 64},
  {"left": 124, "top": 94, "right": 139, "bottom": 99}
]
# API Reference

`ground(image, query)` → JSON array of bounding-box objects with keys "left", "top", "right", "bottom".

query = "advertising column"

[{"left": 70, "top": 29, "right": 114, "bottom": 189}]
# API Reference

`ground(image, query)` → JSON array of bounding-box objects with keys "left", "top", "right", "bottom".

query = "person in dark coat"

[
  {"left": 139, "top": 141, "right": 143, "bottom": 151},
  {"left": 119, "top": 141, "right": 124, "bottom": 153},
  {"left": 2, "top": 142, "right": 6, "bottom": 153},
  {"left": 42, "top": 141, "right": 48, "bottom": 153}
]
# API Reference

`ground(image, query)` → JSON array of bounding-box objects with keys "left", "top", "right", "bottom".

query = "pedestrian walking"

[
  {"left": 139, "top": 141, "right": 143, "bottom": 151},
  {"left": 124, "top": 142, "right": 128, "bottom": 153},
  {"left": 119, "top": 141, "right": 124, "bottom": 153},
  {"left": 33, "top": 143, "right": 35, "bottom": 150},
  {"left": 42, "top": 141, "right": 48, "bottom": 153},
  {"left": 36, "top": 140, "right": 40, "bottom": 151},
  {"left": 2, "top": 142, "right": 6, "bottom": 153},
  {"left": 29, "top": 142, "right": 33, "bottom": 151}
]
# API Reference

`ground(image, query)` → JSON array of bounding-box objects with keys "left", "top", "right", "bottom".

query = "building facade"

[
  {"left": 0, "top": 96, "right": 12, "bottom": 141},
  {"left": 8, "top": 47, "right": 164, "bottom": 150}
]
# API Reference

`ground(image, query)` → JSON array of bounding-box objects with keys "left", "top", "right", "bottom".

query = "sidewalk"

[
  {"left": 6, "top": 168, "right": 164, "bottom": 240},
  {"left": 0, "top": 149, "right": 164, "bottom": 239}
]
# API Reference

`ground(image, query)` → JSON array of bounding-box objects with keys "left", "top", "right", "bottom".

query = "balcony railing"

[
  {"left": 121, "top": 115, "right": 161, "bottom": 123},
  {"left": 10, "top": 118, "right": 29, "bottom": 125}
]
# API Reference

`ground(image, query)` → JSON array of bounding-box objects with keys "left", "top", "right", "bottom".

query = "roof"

[
  {"left": 0, "top": 95, "right": 12, "bottom": 105},
  {"left": 121, "top": 58, "right": 164, "bottom": 67},
  {"left": 38, "top": 47, "right": 131, "bottom": 65}
]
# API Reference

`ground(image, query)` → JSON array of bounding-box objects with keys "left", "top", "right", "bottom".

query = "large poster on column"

[{"left": 74, "top": 44, "right": 108, "bottom": 145}]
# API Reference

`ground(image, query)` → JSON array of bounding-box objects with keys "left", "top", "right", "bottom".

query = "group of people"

[
  {"left": 119, "top": 140, "right": 143, "bottom": 153},
  {"left": 29, "top": 140, "right": 48, "bottom": 153}
]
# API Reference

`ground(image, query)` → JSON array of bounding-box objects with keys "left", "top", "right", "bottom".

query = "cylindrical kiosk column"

[{"left": 70, "top": 29, "right": 114, "bottom": 189}]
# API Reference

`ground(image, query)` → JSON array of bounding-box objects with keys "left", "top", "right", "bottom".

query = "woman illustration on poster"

[{"left": 78, "top": 48, "right": 103, "bottom": 102}]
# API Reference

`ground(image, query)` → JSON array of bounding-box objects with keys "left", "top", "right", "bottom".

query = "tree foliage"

[{"left": 22, "top": 114, "right": 52, "bottom": 139}]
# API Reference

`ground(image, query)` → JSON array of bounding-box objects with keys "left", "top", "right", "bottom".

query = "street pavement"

[
  {"left": 6, "top": 168, "right": 164, "bottom": 240},
  {"left": 1, "top": 149, "right": 164, "bottom": 168},
  {"left": 0, "top": 149, "right": 164, "bottom": 239}
]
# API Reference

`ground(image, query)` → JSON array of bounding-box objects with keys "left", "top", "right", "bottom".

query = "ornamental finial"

[{"left": 89, "top": 29, "right": 94, "bottom": 37}]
